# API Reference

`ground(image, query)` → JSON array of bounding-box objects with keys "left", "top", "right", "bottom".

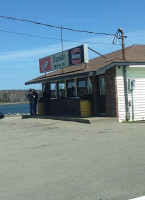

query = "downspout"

[{"left": 118, "top": 28, "right": 130, "bottom": 121}]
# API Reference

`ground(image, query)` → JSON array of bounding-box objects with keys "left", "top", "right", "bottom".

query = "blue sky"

[{"left": 0, "top": 0, "right": 145, "bottom": 90}]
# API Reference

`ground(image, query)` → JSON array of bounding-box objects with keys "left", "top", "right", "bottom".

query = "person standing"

[
  {"left": 27, "top": 89, "right": 35, "bottom": 115},
  {"left": 32, "top": 89, "right": 38, "bottom": 115}
]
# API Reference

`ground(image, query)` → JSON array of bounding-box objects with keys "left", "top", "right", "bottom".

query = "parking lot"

[{"left": 0, "top": 116, "right": 145, "bottom": 200}]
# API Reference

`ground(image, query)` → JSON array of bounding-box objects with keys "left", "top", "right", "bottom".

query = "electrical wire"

[
  {"left": 0, "top": 29, "right": 120, "bottom": 45},
  {"left": 0, "top": 15, "right": 115, "bottom": 36}
]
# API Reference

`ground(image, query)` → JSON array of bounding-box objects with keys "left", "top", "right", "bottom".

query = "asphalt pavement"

[{"left": 0, "top": 116, "right": 145, "bottom": 200}]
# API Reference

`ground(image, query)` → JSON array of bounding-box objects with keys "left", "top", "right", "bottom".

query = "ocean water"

[{"left": 0, "top": 103, "right": 29, "bottom": 115}]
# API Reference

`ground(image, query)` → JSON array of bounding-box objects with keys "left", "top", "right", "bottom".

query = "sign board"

[
  {"left": 51, "top": 51, "right": 69, "bottom": 71},
  {"left": 69, "top": 45, "right": 85, "bottom": 65},
  {"left": 39, "top": 56, "right": 51, "bottom": 73},
  {"left": 39, "top": 44, "right": 88, "bottom": 73}
]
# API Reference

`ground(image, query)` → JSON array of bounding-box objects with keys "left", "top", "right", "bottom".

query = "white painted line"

[{"left": 129, "top": 196, "right": 145, "bottom": 200}]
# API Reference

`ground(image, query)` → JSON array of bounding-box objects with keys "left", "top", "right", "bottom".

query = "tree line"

[{"left": 0, "top": 90, "right": 42, "bottom": 103}]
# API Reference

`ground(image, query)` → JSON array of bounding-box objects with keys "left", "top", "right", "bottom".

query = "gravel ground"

[{"left": 0, "top": 116, "right": 145, "bottom": 200}]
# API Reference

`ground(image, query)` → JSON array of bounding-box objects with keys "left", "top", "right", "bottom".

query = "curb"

[{"left": 22, "top": 115, "right": 118, "bottom": 124}]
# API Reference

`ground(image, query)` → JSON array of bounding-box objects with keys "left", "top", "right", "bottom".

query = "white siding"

[
  {"left": 116, "top": 67, "right": 126, "bottom": 122},
  {"left": 116, "top": 66, "right": 145, "bottom": 122},
  {"left": 132, "top": 78, "right": 145, "bottom": 120}
]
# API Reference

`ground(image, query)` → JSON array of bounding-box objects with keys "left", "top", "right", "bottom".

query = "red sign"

[
  {"left": 71, "top": 48, "right": 81, "bottom": 65},
  {"left": 39, "top": 56, "right": 51, "bottom": 73}
]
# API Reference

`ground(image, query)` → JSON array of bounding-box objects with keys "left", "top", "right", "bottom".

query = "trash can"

[
  {"left": 80, "top": 100, "right": 91, "bottom": 117},
  {"left": 38, "top": 101, "right": 45, "bottom": 115}
]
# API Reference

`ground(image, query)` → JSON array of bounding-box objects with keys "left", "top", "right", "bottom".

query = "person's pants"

[
  {"left": 34, "top": 102, "right": 37, "bottom": 115},
  {"left": 29, "top": 101, "right": 35, "bottom": 115}
]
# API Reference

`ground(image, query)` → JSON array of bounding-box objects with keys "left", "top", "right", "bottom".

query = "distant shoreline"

[{"left": 0, "top": 102, "right": 29, "bottom": 105}]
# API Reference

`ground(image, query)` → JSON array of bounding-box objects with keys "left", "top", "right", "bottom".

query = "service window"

[
  {"left": 50, "top": 82, "right": 57, "bottom": 98},
  {"left": 58, "top": 81, "right": 65, "bottom": 98},
  {"left": 67, "top": 80, "right": 76, "bottom": 97},
  {"left": 77, "top": 78, "right": 87, "bottom": 97}
]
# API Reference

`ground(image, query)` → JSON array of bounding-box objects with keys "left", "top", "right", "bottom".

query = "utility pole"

[
  {"left": 61, "top": 26, "right": 63, "bottom": 52},
  {"left": 118, "top": 28, "right": 130, "bottom": 121},
  {"left": 61, "top": 26, "right": 64, "bottom": 74},
  {"left": 118, "top": 28, "right": 126, "bottom": 60}
]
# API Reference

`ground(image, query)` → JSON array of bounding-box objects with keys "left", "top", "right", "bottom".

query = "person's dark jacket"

[
  {"left": 33, "top": 91, "right": 38, "bottom": 104},
  {"left": 27, "top": 92, "right": 34, "bottom": 103}
]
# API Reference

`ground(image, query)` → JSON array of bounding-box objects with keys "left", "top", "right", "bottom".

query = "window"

[
  {"left": 99, "top": 76, "right": 105, "bottom": 95},
  {"left": 50, "top": 82, "right": 57, "bottom": 98},
  {"left": 67, "top": 80, "right": 76, "bottom": 97},
  {"left": 58, "top": 81, "right": 65, "bottom": 98},
  {"left": 77, "top": 78, "right": 87, "bottom": 97},
  {"left": 42, "top": 82, "right": 49, "bottom": 92}
]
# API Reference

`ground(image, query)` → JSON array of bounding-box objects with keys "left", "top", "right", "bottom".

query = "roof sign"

[
  {"left": 51, "top": 50, "right": 69, "bottom": 71},
  {"left": 39, "top": 56, "right": 51, "bottom": 73},
  {"left": 39, "top": 44, "right": 89, "bottom": 73}
]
